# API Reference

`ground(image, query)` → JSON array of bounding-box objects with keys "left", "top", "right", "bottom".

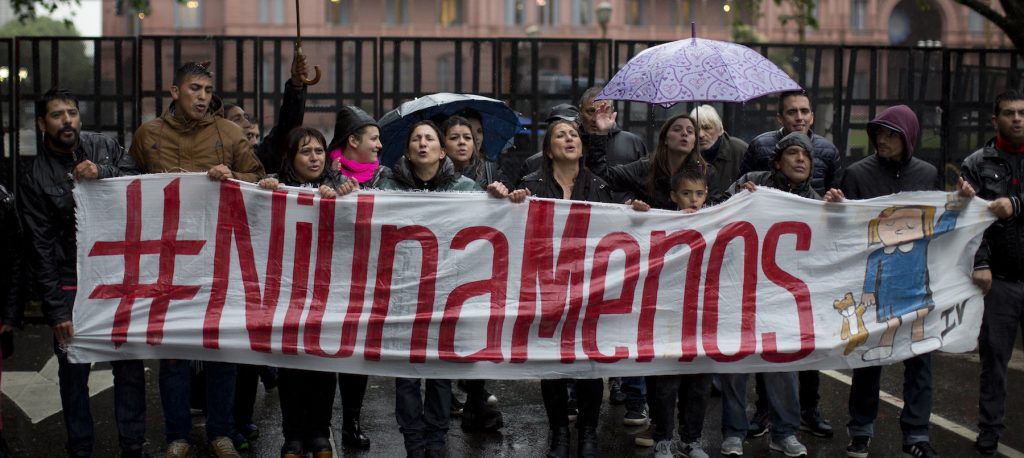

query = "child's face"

[
  {"left": 671, "top": 179, "right": 707, "bottom": 212},
  {"left": 877, "top": 208, "right": 926, "bottom": 246}
]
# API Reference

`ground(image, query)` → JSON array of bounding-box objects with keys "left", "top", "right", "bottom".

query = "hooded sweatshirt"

[
  {"left": 840, "top": 105, "right": 940, "bottom": 199},
  {"left": 129, "top": 95, "right": 265, "bottom": 182}
]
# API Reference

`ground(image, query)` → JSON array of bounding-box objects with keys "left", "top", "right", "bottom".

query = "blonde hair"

[
  {"left": 688, "top": 104, "right": 723, "bottom": 133},
  {"left": 867, "top": 205, "right": 936, "bottom": 245}
]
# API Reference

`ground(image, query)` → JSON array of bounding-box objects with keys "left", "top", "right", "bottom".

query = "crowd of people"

[{"left": 0, "top": 52, "right": 1020, "bottom": 458}]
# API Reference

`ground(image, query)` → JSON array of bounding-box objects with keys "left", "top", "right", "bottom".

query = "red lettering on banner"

[
  {"left": 281, "top": 193, "right": 317, "bottom": 354},
  {"left": 364, "top": 225, "right": 439, "bottom": 362},
  {"left": 511, "top": 200, "right": 592, "bottom": 363},
  {"left": 760, "top": 222, "right": 815, "bottom": 362},
  {"left": 636, "top": 230, "right": 706, "bottom": 362},
  {"left": 439, "top": 227, "right": 510, "bottom": 363},
  {"left": 88, "top": 178, "right": 204, "bottom": 347},
  {"left": 339, "top": 195, "right": 376, "bottom": 357},
  {"left": 702, "top": 222, "right": 759, "bottom": 362},
  {"left": 583, "top": 233, "right": 640, "bottom": 363},
  {"left": 204, "top": 182, "right": 285, "bottom": 351},
  {"left": 302, "top": 198, "right": 342, "bottom": 357},
  {"left": 281, "top": 221, "right": 312, "bottom": 354}
]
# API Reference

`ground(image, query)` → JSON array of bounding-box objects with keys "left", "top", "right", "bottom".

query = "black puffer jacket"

[
  {"left": 727, "top": 170, "right": 821, "bottom": 200},
  {"left": 518, "top": 165, "right": 614, "bottom": 203},
  {"left": 19, "top": 131, "right": 140, "bottom": 325},
  {"left": 961, "top": 138, "right": 1024, "bottom": 279},
  {"left": 704, "top": 132, "right": 748, "bottom": 197},
  {"left": 376, "top": 156, "right": 480, "bottom": 192},
  {"left": 256, "top": 82, "right": 307, "bottom": 175},
  {"left": 740, "top": 129, "right": 841, "bottom": 195}
]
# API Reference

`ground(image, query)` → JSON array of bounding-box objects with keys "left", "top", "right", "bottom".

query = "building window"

[
  {"left": 538, "top": 0, "right": 559, "bottom": 26},
  {"left": 506, "top": 0, "right": 527, "bottom": 26},
  {"left": 572, "top": 0, "right": 592, "bottom": 26},
  {"left": 968, "top": 10, "right": 986, "bottom": 33},
  {"left": 439, "top": 0, "right": 464, "bottom": 26},
  {"left": 437, "top": 55, "right": 453, "bottom": 92},
  {"left": 386, "top": 0, "right": 409, "bottom": 25},
  {"left": 626, "top": 0, "right": 647, "bottom": 26},
  {"left": 274, "top": 0, "right": 285, "bottom": 25},
  {"left": 671, "top": 0, "right": 693, "bottom": 27},
  {"left": 326, "top": 0, "right": 351, "bottom": 25},
  {"left": 850, "top": 0, "right": 866, "bottom": 30},
  {"left": 174, "top": 0, "right": 202, "bottom": 29}
]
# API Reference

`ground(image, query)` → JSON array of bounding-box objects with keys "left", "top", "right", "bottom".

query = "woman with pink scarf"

[{"left": 328, "top": 105, "right": 387, "bottom": 188}]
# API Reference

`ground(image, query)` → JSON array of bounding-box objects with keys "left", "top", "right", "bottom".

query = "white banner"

[{"left": 69, "top": 174, "right": 993, "bottom": 378}]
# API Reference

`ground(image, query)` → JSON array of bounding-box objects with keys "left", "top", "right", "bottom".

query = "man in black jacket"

[
  {"left": 961, "top": 90, "right": 1024, "bottom": 456},
  {"left": 828, "top": 105, "right": 942, "bottom": 458},
  {"left": 19, "top": 88, "right": 144, "bottom": 458},
  {"left": 740, "top": 91, "right": 841, "bottom": 195}
]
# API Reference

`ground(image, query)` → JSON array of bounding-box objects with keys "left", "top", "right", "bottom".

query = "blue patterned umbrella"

[
  {"left": 378, "top": 93, "right": 520, "bottom": 167},
  {"left": 597, "top": 25, "right": 801, "bottom": 106}
]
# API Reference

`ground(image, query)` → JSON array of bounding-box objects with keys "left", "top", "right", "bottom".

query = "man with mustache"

[
  {"left": 128, "top": 61, "right": 264, "bottom": 458},
  {"left": 19, "top": 87, "right": 144, "bottom": 457}
]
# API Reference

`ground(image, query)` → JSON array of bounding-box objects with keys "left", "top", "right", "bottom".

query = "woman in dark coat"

[
  {"left": 258, "top": 127, "right": 356, "bottom": 458},
  {"left": 518, "top": 119, "right": 612, "bottom": 458},
  {"left": 328, "top": 105, "right": 388, "bottom": 188}
]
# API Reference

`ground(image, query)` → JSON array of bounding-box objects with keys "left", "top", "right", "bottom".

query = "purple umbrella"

[{"left": 597, "top": 24, "right": 801, "bottom": 107}]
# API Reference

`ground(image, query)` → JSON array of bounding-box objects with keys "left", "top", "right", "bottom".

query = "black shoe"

[
  {"left": 747, "top": 408, "right": 771, "bottom": 438},
  {"left": 342, "top": 420, "right": 371, "bottom": 449},
  {"left": 577, "top": 425, "right": 599, "bottom": 458},
  {"left": 280, "top": 440, "right": 305, "bottom": 458},
  {"left": 975, "top": 436, "right": 998, "bottom": 456},
  {"left": 623, "top": 399, "right": 648, "bottom": 426},
  {"left": 450, "top": 392, "right": 465, "bottom": 417},
  {"left": 547, "top": 426, "right": 570, "bottom": 458},
  {"left": 608, "top": 378, "right": 627, "bottom": 405},
  {"left": 846, "top": 435, "right": 870, "bottom": 458},
  {"left": 425, "top": 446, "right": 447, "bottom": 458},
  {"left": 902, "top": 441, "right": 938, "bottom": 458},
  {"left": 462, "top": 401, "right": 504, "bottom": 431},
  {"left": 566, "top": 399, "right": 579, "bottom": 423},
  {"left": 799, "top": 408, "right": 834, "bottom": 438},
  {"left": 308, "top": 437, "right": 333, "bottom": 458}
]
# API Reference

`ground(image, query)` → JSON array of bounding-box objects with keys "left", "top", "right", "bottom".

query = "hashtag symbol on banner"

[{"left": 88, "top": 178, "right": 206, "bottom": 347}]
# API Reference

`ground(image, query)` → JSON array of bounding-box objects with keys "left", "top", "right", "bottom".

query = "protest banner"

[{"left": 68, "top": 174, "right": 993, "bottom": 378}]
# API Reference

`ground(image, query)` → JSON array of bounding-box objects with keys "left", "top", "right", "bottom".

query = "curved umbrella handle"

[{"left": 300, "top": 65, "right": 321, "bottom": 86}]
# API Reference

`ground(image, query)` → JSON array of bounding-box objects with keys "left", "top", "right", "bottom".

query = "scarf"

[{"left": 332, "top": 148, "right": 379, "bottom": 183}]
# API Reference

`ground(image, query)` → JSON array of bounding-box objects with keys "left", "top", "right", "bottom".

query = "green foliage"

[{"left": 0, "top": 16, "right": 93, "bottom": 96}]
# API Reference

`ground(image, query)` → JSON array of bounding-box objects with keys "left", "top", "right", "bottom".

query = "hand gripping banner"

[{"left": 69, "top": 174, "right": 994, "bottom": 378}]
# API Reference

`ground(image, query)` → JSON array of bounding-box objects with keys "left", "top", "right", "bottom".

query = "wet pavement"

[{"left": 2, "top": 323, "right": 1022, "bottom": 457}]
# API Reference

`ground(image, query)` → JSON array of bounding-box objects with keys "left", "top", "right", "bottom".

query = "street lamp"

[
  {"left": 596, "top": 1, "right": 612, "bottom": 39},
  {"left": 18, "top": 68, "right": 27, "bottom": 81},
  {"left": 0, "top": 67, "right": 8, "bottom": 82}
]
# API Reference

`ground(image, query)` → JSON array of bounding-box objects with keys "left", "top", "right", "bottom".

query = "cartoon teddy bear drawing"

[{"left": 834, "top": 292, "right": 868, "bottom": 355}]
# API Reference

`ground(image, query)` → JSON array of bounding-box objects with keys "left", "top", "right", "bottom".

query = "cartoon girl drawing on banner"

[{"left": 860, "top": 183, "right": 973, "bottom": 361}]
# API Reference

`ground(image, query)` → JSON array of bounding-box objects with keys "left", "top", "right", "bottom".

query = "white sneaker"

[
  {"left": 769, "top": 435, "right": 807, "bottom": 457},
  {"left": 721, "top": 436, "right": 744, "bottom": 456},
  {"left": 910, "top": 337, "right": 941, "bottom": 355},
  {"left": 681, "top": 439, "right": 710, "bottom": 458},
  {"left": 862, "top": 345, "right": 892, "bottom": 362},
  {"left": 655, "top": 439, "right": 678, "bottom": 458}
]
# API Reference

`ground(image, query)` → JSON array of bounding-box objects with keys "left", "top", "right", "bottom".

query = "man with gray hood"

[{"left": 826, "top": 105, "right": 940, "bottom": 458}]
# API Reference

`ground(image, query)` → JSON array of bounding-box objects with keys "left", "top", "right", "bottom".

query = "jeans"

[
  {"left": 978, "top": 278, "right": 1024, "bottom": 442},
  {"left": 720, "top": 372, "right": 799, "bottom": 441},
  {"left": 620, "top": 376, "right": 646, "bottom": 403},
  {"left": 160, "top": 359, "right": 236, "bottom": 443},
  {"left": 395, "top": 378, "right": 451, "bottom": 453},
  {"left": 754, "top": 371, "right": 820, "bottom": 413},
  {"left": 55, "top": 339, "right": 146, "bottom": 456},
  {"left": 541, "top": 378, "right": 603, "bottom": 429},
  {"left": 647, "top": 374, "right": 711, "bottom": 442},
  {"left": 847, "top": 354, "right": 931, "bottom": 444},
  {"left": 278, "top": 368, "right": 335, "bottom": 443}
]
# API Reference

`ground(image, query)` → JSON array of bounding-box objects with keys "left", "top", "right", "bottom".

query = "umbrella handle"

[{"left": 295, "top": 43, "right": 322, "bottom": 86}]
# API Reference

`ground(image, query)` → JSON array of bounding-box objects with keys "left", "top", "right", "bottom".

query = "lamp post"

[{"left": 596, "top": 1, "right": 612, "bottom": 39}]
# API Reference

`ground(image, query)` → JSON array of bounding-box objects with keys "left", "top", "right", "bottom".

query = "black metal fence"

[{"left": 2, "top": 35, "right": 1022, "bottom": 190}]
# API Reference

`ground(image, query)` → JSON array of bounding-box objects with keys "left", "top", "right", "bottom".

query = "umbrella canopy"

[
  {"left": 597, "top": 33, "right": 801, "bottom": 107},
  {"left": 378, "top": 93, "right": 521, "bottom": 167}
]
